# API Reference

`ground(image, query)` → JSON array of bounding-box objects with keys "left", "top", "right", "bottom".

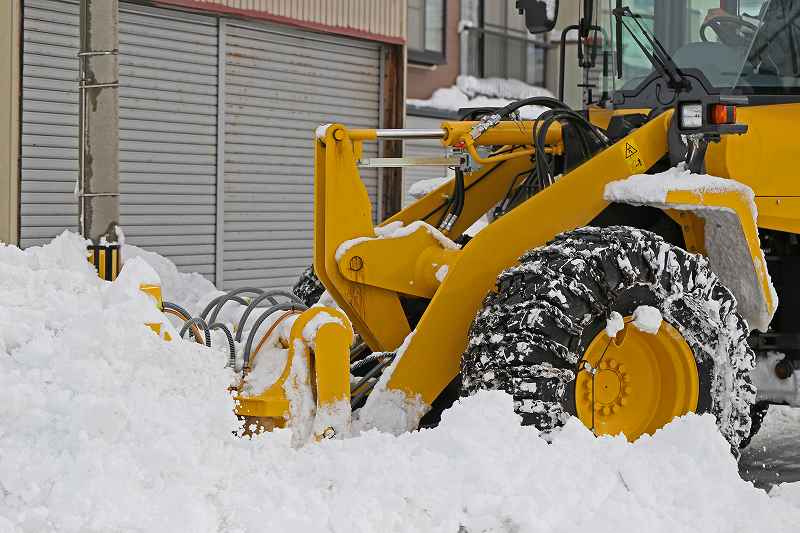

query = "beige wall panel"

[{"left": 0, "top": 0, "right": 20, "bottom": 245}]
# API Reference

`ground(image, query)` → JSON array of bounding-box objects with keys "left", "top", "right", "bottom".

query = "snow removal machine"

[{"left": 160, "top": 0, "right": 800, "bottom": 450}]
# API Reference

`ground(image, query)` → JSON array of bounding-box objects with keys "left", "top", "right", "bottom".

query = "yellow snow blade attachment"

[
  {"left": 234, "top": 306, "right": 354, "bottom": 440},
  {"left": 139, "top": 283, "right": 173, "bottom": 341}
]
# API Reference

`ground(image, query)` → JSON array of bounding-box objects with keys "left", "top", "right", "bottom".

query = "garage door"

[
  {"left": 402, "top": 113, "right": 450, "bottom": 207},
  {"left": 21, "top": 0, "right": 219, "bottom": 279},
  {"left": 20, "top": 0, "right": 81, "bottom": 245},
  {"left": 222, "top": 20, "right": 383, "bottom": 291}
]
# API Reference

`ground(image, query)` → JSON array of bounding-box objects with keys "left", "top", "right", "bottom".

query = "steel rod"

[{"left": 373, "top": 129, "right": 446, "bottom": 139}]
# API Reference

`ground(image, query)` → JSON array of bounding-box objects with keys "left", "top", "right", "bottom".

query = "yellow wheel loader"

[{"left": 231, "top": 0, "right": 800, "bottom": 449}]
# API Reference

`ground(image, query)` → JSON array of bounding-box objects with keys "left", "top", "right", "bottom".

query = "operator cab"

[
  {"left": 608, "top": 0, "right": 800, "bottom": 101},
  {"left": 521, "top": 0, "right": 800, "bottom": 105}
]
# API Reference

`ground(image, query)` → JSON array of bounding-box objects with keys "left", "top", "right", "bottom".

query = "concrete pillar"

[
  {"left": 0, "top": 0, "right": 20, "bottom": 245},
  {"left": 79, "top": 0, "right": 120, "bottom": 243}
]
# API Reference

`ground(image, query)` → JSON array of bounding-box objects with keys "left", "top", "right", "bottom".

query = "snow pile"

[
  {"left": 742, "top": 404, "right": 800, "bottom": 489},
  {"left": 771, "top": 482, "right": 800, "bottom": 509},
  {"left": 3, "top": 233, "right": 800, "bottom": 532},
  {"left": 408, "top": 75, "right": 554, "bottom": 119},
  {"left": 123, "top": 243, "right": 221, "bottom": 315}
]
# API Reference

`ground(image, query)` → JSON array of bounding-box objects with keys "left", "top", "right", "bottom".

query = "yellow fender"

[{"left": 659, "top": 189, "right": 775, "bottom": 332}]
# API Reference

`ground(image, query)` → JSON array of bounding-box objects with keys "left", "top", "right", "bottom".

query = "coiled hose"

[{"left": 164, "top": 287, "right": 305, "bottom": 372}]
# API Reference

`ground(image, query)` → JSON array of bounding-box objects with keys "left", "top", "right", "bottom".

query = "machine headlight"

[{"left": 679, "top": 103, "right": 703, "bottom": 129}]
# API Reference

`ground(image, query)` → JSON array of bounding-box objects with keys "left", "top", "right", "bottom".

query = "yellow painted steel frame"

[
  {"left": 235, "top": 306, "right": 353, "bottom": 438},
  {"left": 315, "top": 111, "right": 674, "bottom": 413},
  {"left": 706, "top": 103, "right": 800, "bottom": 236}
]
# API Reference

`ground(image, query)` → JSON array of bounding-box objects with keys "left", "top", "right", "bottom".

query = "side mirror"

[{"left": 516, "top": 0, "right": 559, "bottom": 34}]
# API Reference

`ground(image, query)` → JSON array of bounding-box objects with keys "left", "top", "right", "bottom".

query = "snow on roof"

[{"left": 408, "top": 75, "right": 555, "bottom": 120}]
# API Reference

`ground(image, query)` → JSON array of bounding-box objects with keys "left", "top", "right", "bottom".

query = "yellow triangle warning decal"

[{"left": 622, "top": 139, "right": 644, "bottom": 172}]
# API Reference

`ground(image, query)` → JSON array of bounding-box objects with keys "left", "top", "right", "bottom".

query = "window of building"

[
  {"left": 408, "top": 0, "right": 446, "bottom": 64},
  {"left": 478, "top": 0, "right": 546, "bottom": 86}
]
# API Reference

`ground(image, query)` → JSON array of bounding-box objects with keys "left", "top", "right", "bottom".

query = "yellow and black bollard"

[{"left": 87, "top": 244, "right": 121, "bottom": 281}]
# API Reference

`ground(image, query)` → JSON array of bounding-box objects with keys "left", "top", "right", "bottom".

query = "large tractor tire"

[
  {"left": 740, "top": 402, "right": 770, "bottom": 449},
  {"left": 462, "top": 226, "right": 757, "bottom": 449},
  {"left": 292, "top": 266, "right": 326, "bottom": 307}
]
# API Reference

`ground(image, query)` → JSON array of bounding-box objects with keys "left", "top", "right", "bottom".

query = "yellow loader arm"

[{"left": 313, "top": 109, "right": 775, "bottom": 431}]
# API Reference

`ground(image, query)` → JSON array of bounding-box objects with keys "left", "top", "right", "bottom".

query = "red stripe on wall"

[{"left": 153, "top": 0, "right": 406, "bottom": 45}]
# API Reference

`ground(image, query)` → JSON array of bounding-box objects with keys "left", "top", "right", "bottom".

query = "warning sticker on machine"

[{"left": 623, "top": 140, "right": 644, "bottom": 172}]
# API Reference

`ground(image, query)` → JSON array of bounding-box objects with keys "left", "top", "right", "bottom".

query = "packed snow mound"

[
  {"left": 408, "top": 75, "right": 554, "bottom": 119},
  {"left": 123, "top": 243, "right": 222, "bottom": 315},
  {"left": 741, "top": 405, "right": 800, "bottom": 488},
  {"left": 771, "top": 481, "right": 800, "bottom": 509},
  {"left": 2, "top": 233, "right": 800, "bottom": 532}
]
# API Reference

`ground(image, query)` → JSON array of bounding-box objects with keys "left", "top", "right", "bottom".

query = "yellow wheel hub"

[{"left": 575, "top": 316, "right": 699, "bottom": 441}]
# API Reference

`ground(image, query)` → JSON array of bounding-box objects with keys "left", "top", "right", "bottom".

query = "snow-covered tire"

[
  {"left": 741, "top": 402, "right": 770, "bottom": 449},
  {"left": 461, "top": 226, "right": 756, "bottom": 449},
  {"left": 292, "top": 266, "right": 325, "bottom": 307}
]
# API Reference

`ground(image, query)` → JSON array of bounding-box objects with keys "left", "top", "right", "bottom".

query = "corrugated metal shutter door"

[
  {"left": 403, "top": 114, "right": 449, "bottom": 207},
  {"left": 118, "top": 4, "right": 218, "bottom": 279},
  {"left": 223, "top": 21, "right": 382, "bottom": 291},
  {"left": 21, "top": 0, "right": 218, "bottom": 280},
  {"left": 21, "top": 0, "right": 80, "bottom": 246}
]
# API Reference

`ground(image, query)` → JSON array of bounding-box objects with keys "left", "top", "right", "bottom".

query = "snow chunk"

[
  {"left": 335, "top": 220, "right": 460, "bottom": 261},
  {"left": 301, "top": 311, "right": 344, "bottom": 345},
  {"left": 633, "top": 305, "right": 662, "bottom": 334},
  {"left": 354, "top": 331, "right": 430, "bottom": 435},
  {"left": 605, "top": 311, "right": 625, "bottom": 337},
  {"left": 240, "top": 345, "right": 289, "bottom": 397},
  {"left": 435, "top": 264, "right": 449, "bottom": 283},
  {"left": 315, "top": 123, "right": 333, "bottom": 140},
  {"left": 408, "top": 176, "right": 451, "bottom": 199}
]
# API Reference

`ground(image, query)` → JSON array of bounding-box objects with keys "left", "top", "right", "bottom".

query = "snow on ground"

[
  {"left": 2, "top": 233, "right": 800, "bottom": 532},
  {"left": 407, "top": 75, "right": 554, "bottom": 119},
  {"left": 741, "top": 405, "right": 800, "bottom": 490}
]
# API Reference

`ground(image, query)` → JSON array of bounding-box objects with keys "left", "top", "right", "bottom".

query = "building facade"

[
  {"left": 402, "top": 0, "right": 558, "bottom": 207},
  {"left": 0, "top": 0, "right": 585, "bottom": 290},
  {"left": 0, "top": 0, "right": 404, "bottom": 290}
]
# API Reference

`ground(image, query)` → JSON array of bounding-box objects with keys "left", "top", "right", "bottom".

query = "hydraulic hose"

[
  {"left": 350, "top": 354, "right": 395, "bottom": 407},
  {"left": 179, "top": 316, "right": 211, "bottom": 347},
  {"left": 208, "top": 322, "right": 236, "bottom": 368},
  {"left": 162, "top": 301, "right": 205, "bottom": 344},
  {"left": 241, "top": 302, "right": 307, "bottom": 372},
  {"left": 494, "top": 96, "right": 571, "bottom": 119},
  {"left": 200, "top": 288, "right": 263, "bottom": 322},
  {"left": 235, "top": 289, "right": 303, "bottom": 342}
]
